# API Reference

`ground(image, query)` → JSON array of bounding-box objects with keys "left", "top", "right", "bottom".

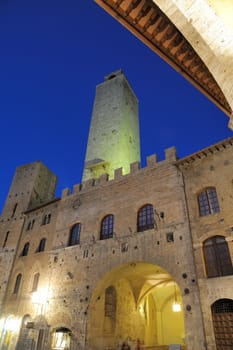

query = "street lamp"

[
  {"left": 172, "top": 285, "right": 181, "bottom": 313},
  {"left": 4, "top": 317, "right": 21, "bottom": 332},
  {"left": 31, "top": 287, "right": 49, "bottom": 315}
]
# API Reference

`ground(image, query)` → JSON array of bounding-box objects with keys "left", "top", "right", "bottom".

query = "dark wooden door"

[{"left": 212, "top": 299, "right": 233, "bottom": 350}]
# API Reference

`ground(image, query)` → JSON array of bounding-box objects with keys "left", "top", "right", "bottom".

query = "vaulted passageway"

[{"left": 88, "top": 262, "right": 185, "bottom": 350}]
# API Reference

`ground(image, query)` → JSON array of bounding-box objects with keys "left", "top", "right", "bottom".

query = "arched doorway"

[
  {"left": 51, "top": 327, "right": 71, "bottom": 350},
  {"left": 88, "top": 262, "right": 185, "bottom": 349},
  {"left": 15, "top": 314, "right": 34, "bottom": 350},
  {"left": 211, "top": 299, "right": 233, "bottom": 349}
]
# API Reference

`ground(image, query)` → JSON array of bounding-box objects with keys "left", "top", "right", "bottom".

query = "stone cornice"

[{"left": 176, "top": 136, "right": 233, "bottom": 166}]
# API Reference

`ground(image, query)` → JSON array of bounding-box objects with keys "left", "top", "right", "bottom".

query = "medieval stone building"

[{"left": 0, "top": 70, "right": 232, "bottom": 350}]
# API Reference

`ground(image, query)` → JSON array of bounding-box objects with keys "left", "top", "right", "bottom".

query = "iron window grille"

[
  {"left": 100, "top": 215, "right": 114, "bottom": 240},
  {"left": 68, "top": 223, "right": 81, "bottom": 246},
  {"left": 198, "top": 187, "right": 220, "bottom": 216},
  {"left": 137, "top": 204, "right": 155, "bottom": 232},
  {"left": 203, "top": 236, "right": 233, "bottom": 277}
]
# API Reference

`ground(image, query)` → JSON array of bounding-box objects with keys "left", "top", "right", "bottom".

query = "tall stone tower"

[
  {"left": 0, "top": 161, "right": 57, "bottom": 247},
  {"left": 82, "top": 69, "right": 140, "bottom": 181},
  {"left": 0, "top": 161, "right": 57, "bottom": 309}
]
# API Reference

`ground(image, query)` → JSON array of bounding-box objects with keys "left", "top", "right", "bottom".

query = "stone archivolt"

[{"left": 95, "top": 0, "right": 231, "bottom": 116}]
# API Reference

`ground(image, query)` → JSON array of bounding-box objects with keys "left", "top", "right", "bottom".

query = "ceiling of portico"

[
  {"left": 95, "top": 0, "right": 232, "bottom": 121},
  {"left": 90, "top": 261, "right": 176, "bottom": 308},
  {"left": 208, "top": 0, "right": 233, "bottom": 32}
]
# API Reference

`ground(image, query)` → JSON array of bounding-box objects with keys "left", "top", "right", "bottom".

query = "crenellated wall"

[{"left": 62, "top": 146, "right": 177, "bottom": 200}]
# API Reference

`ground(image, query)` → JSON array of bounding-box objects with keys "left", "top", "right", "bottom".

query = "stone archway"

[
  {"left": 95, "top": 0, "right": 233, "bottom": 128},
  {"left": 154, "top": 0, "right": 233, "bottom": 123},
  {"left": 88, "top": 262, "right": 185, "bottom": 350},
  {"left": 15, "top": 314, "right": 34, "bottom": 350},
  {"left": 211, "top": 298, "right": 233, "bottom": 350}
]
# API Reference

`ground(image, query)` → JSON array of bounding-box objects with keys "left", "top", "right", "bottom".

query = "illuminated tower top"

[{"left": 82, "top": 70, "right": 140, "bottom": 182}]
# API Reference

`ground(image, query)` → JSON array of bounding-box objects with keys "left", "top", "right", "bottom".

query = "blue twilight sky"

[{"left": 0, "top": 0, "right": 232, "bottom": 212}]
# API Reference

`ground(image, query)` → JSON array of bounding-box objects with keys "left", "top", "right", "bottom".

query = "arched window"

[
  {"left": 21, "top": 242, "right": 30, "bottom": 256},
  {"left": 137, "top": 204, "right": 154, "bottom": 232},
  {"left": 198, "top": 187, "right": 220, "bottom": 216},
  {"left": 203, "top": 236, "right": 233, "bottom": 278},
  {"left": 37, "top": 238, "right": 46, "bottom": 252},
  {"left": 27, "top": 219, "right": 35, "bottom": 231},
  {"left": 105, "top": 286, "right": 116, "bottom": 317},
  {"left": 100, "top": 215, "right": 114, "bottom": 240},
  {"left": 3, "top": 231, "right": 9, "bottom": 248},
  {"left": 104, "top": 286, "right": 117, "bottom": 333},
  {"left": 13, "top": 273, "right": 22, "bottom": 294},
  {"left": 42, "top": 213, "right": 51, "bottom": 225},
  {"left": 32, "top": 273, "right": 40, "bottom": 291},
  {"left": 68, "top": 224, "right": 81, "bottom": 246},
  {"left": 11, "top": 203, "right": 18, "bottom": 218}
]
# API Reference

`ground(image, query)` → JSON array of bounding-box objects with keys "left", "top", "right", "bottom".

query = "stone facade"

[
  {"left": 0, "top": 162, "right": 57, "bottom": 312},
  {"left": 177, "top": 139, "right": 233, "bottom": 350},
  {"left": 0, "top": 73, "right": 232, "bottom": 350}
]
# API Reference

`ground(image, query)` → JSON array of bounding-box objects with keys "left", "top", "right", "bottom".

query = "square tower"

[
  {"left": 0, "top": 161, "right": 57, "bottom": 248},
  {"left": 82, "top": 70, "right": 140, "bottom": 181}
]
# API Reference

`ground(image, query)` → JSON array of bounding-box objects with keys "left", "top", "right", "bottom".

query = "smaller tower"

[
  {"left": 0, "top": 161, "right": 57, "bottom": 309},
  {"left": 82, "top": 70, "right": 140, "bottom": 181},
  {"left": 0, "top": 160, "right": 57, "bottom": 249}
]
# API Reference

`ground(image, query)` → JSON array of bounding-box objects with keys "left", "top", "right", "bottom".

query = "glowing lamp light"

[
  {"left": 4, "top": 317, "right": 21, "bottom": 332},
  {"left": 172, "top": 301, "right": 181, "bottom": 312},
  {"left": 139, "top": 304, "right": 144, "bottom": 316},
  {"left": 31, "top": 291, "right": 40, "bottom": 304},
  {"left": 172, "top": 284, "right": 181, "bottom": 312},
  {"left": 31, "top": 288, "right": 48, "bottom": 305},
  {"left": 31, "top": 287, "right": 50, "bottom": 315}
]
